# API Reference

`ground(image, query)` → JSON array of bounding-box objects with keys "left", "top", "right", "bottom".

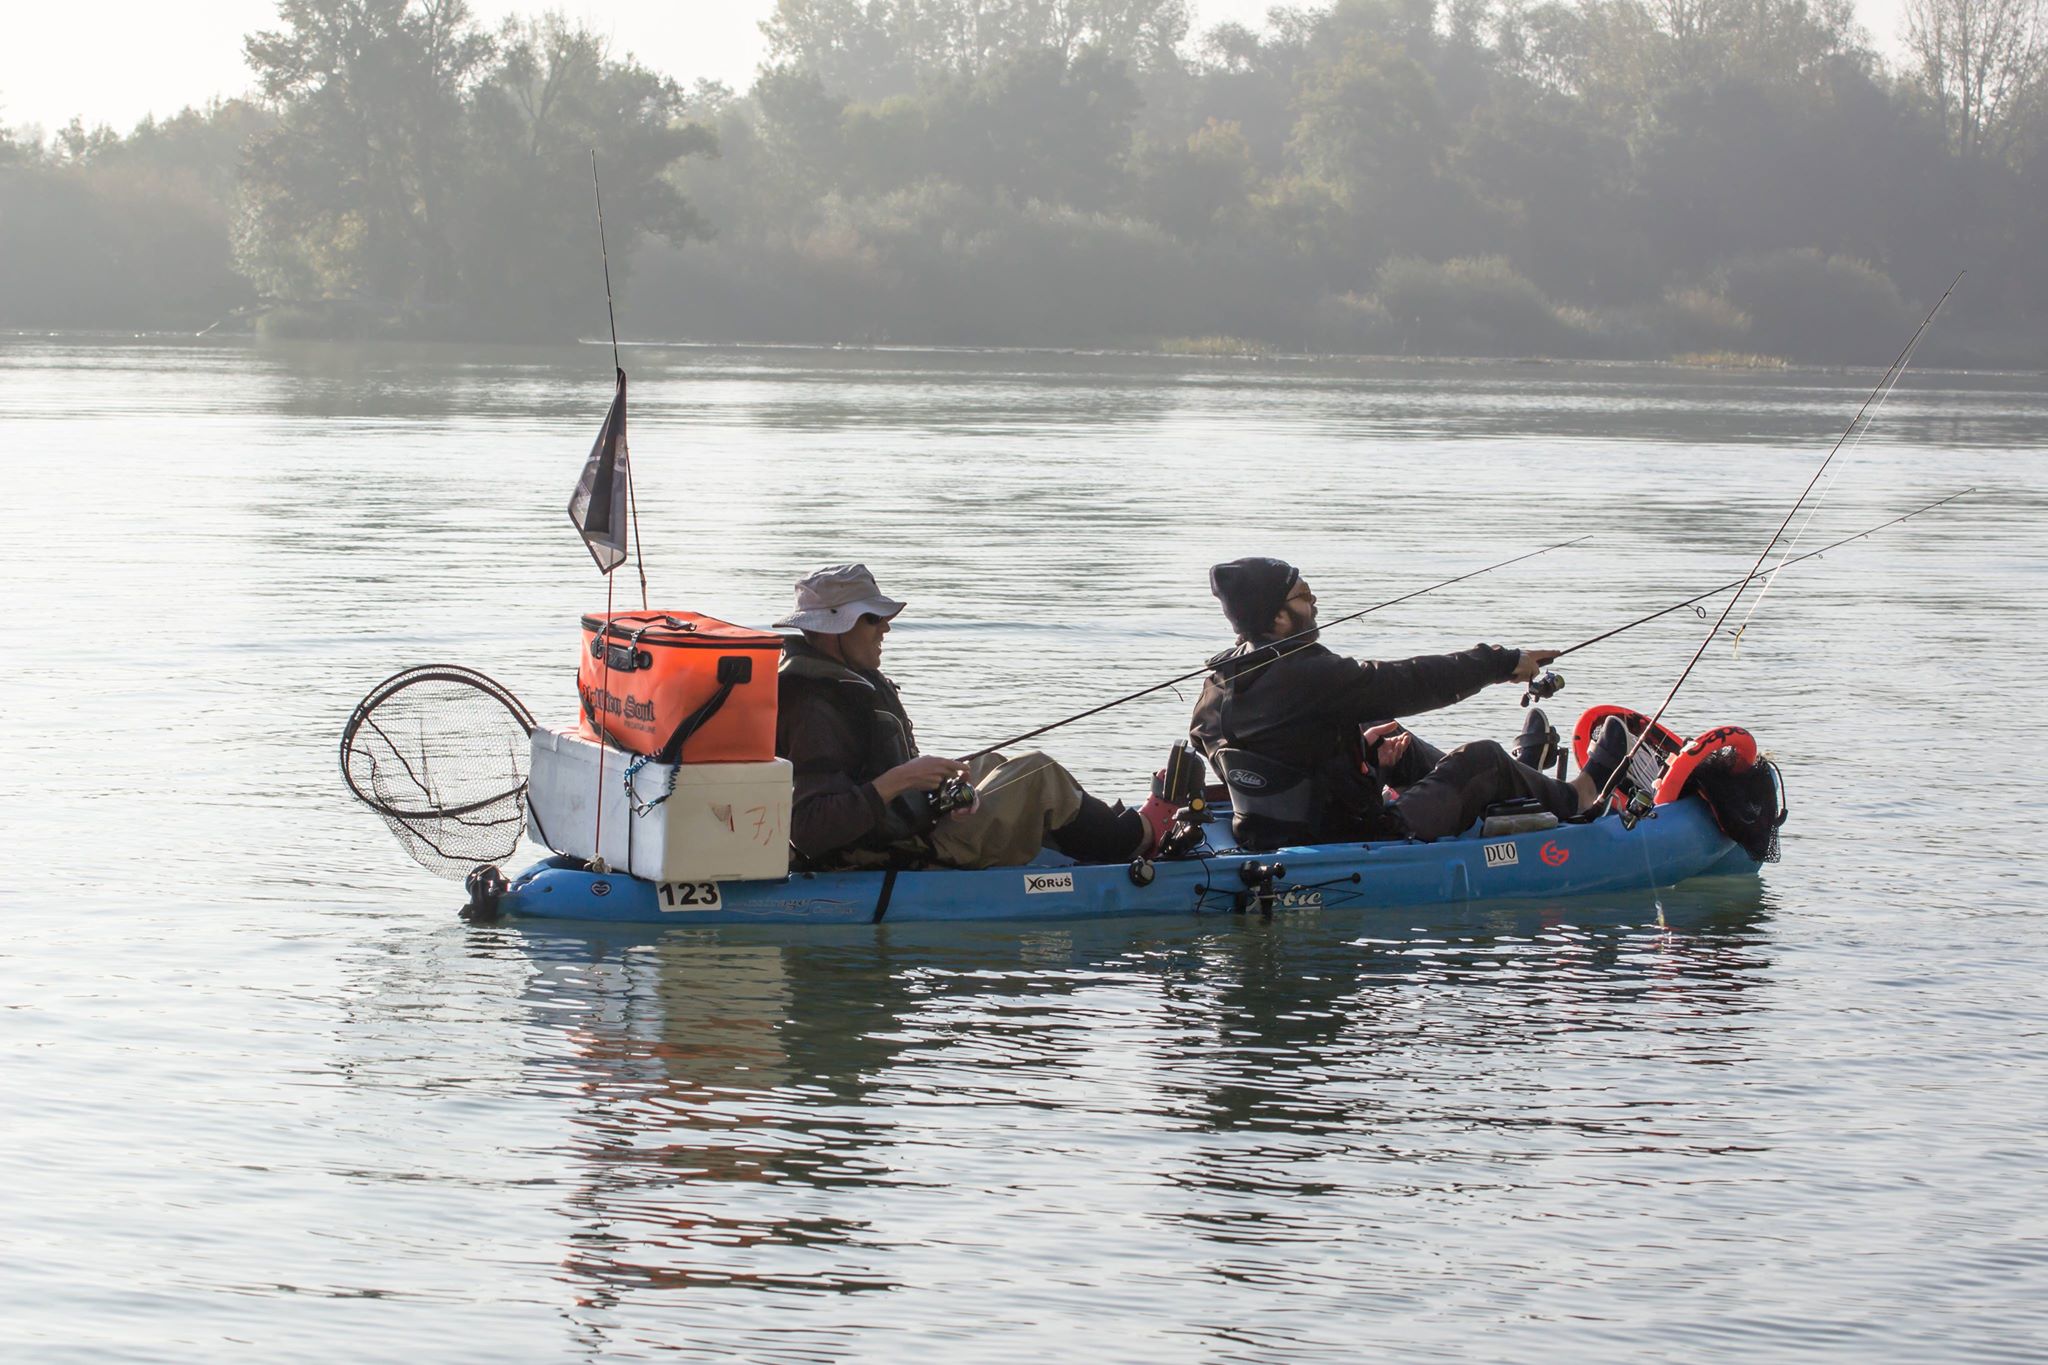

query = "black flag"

[{"left": 567, "top": 368, "right": 630, "bottom": 573}]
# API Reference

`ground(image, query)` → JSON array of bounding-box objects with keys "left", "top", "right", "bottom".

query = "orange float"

[
  {"left": 1570, "top": 705, "right": 1685, "bottom": 769},
  {"left": 1652, "top": 725, "right": 1760, "bottom": 805},
  {"left": 1569, "top": 706, "right": 1686, "bottom": 813}
]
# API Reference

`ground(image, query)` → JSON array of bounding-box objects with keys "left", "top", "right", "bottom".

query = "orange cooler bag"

[{"left": 577, "top": 611, "right": 783, "bottom": 762}]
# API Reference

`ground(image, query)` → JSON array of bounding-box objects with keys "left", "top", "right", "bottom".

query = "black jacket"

[
  {"left": 1189, "top": 638, "right": 1518, "bottom": 840},
  {"left": 776, "top": 636, "right": 936, "bottom": 867}
]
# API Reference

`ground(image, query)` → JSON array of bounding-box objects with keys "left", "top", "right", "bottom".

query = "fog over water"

[
  {"left": 0, "top": 0, "right": 1919, "bottom": 134},
  {"left": 1, "top": 338, "right": 2043, "bottom": 1359},
  {"left": 10, "top": 0, "right": 2033, "bottom": 370}
]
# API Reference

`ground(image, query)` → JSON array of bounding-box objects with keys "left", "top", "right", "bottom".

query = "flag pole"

[{"left": 592, "top": 151, "right": 649, "bottom": 609}]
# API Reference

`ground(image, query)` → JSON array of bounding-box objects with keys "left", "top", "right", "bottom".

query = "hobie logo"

[
  {"left": 1024, "top": 872, "right": 1075, "bottom": 895},
  {"left": 1483, "top": 842, "right": 1518, "bottom": 868},
  {"left": 1226, "top": 769, "right": 1268, "bottom": 790}
]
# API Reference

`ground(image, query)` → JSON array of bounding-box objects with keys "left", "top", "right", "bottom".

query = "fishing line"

[
  {"left": 959, "top": 534, "right": 1590, "bottom": 763},
  {"left": 593, "top": 565, "right": 615, "bottom": 866},
  {"left": 1554, "top": 489, "right": 1974, "bottom": 659},
  {"left": 1590, "top": 275, "right": 1965, "bottom": 810},
  {"left": 947, "top": 496, "right": 1967, "bottom": 826},
  {"left": 1731, "top": 283, "right": 1955, "bottom": 653}
]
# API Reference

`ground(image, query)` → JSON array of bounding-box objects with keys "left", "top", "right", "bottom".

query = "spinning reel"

[
  {"left": 1521, "top": 668, "right": 1566, "bottom": 707},
  {"left": 1153, "top": 740, "right": 1214, "bottom": 858},
  {"left": 928, "top": 775, "right": 978, "bottom": 818}
]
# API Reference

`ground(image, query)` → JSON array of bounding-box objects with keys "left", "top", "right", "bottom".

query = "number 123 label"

[{"left": 657, "top": 881, "right": 723, "bottom": 911}]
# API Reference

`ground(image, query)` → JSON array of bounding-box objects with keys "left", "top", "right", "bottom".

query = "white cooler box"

[{"left": 526, "top": 723, "right": 792, "bottom": 882}]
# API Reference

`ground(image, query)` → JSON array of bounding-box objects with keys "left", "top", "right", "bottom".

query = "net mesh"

[
  {"left": 340, "top": 665, "right": 536, "bottom": 879},
  {"left": 1685, "top": 751, "right": 1787, "bottom": 863}
]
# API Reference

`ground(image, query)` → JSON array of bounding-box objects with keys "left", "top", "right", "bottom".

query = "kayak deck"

[{"left": 496, "top": 796, "right": 1756, "bottom": 926}]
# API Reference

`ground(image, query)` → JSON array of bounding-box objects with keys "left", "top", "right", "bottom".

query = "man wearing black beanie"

[
  {"left": 1209, "top": 557, "right": 1301, "bottom": 641},
  {"left": 1190, "top": 559, "right": 1630, "bottom": 849}
]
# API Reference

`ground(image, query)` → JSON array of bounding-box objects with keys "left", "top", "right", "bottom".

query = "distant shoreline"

[{"left": 7, "top": 327, "right": 2040, "bottom": 381}]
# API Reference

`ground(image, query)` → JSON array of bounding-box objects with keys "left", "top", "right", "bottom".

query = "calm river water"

[{"left": 2, "top": 336, "right": 2044, "bottom": 1361}]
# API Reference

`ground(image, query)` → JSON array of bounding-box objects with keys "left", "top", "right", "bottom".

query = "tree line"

[{"left": 2, "top": 0, "right": 2043, "bottom": 364}]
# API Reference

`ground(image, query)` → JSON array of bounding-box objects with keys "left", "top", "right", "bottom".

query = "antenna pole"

[
  {"left": 592, "top": 151, "right": 648, "bottom": 608},
  {"left": 592, "top": 151, "right": 620, "bottom": 371}
]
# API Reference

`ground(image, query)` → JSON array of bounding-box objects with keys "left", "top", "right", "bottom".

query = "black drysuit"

[
  {"left": 1189, "top": 638, "right": 1579, "bottom": 844},
  {"left": 776, "top": 635, "right": 1144, "bottom": 869}
]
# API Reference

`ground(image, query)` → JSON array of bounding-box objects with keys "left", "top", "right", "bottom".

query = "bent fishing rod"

[
  {"left": 958, "top": 534, "right": 1590, "bottom": 761},
  {"left": 1554, "top": 488, "right": 1973, "bottom": 660},
  {"left": 1590, "top": 271, "right": 1964, "bottom": 805}
]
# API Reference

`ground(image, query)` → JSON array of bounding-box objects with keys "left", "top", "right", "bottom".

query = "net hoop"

[{"left": 339, "top": 664, "right": 537, "bottom": 822}]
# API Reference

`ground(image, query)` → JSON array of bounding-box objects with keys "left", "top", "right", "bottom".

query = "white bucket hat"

[{"left": 773, "top": 563, "right": 907, "bottom": 634}]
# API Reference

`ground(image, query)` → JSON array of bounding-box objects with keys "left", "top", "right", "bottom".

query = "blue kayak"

[{"left": 493, "top": 795, "right": 1758, "bottom": 926}]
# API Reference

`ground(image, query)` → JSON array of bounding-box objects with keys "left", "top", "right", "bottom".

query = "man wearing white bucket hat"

[{"left": 775, "top": 564, "right": 1174, "bottom": 871}]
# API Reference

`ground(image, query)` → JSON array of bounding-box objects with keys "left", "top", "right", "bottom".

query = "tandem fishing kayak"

[{"left": 480, "top": 792, "right": 1761, "bottom": 927}]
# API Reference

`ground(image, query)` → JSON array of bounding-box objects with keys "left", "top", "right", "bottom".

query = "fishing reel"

[
  {"left": 1616, "top": 785, "right": 1658, "bottom": 830},
  {"left": 1521, "top": 669, "right": 1566, "bottom": 707},
  {"left": 927, "top": 776, "right": 978, "bottom": 818},
  {"left": 1609, "top": 740, "right": 1664, "bottom": 830},
  {"left": 1153, "top": 740, "right": 1214, "bottom": 858}
]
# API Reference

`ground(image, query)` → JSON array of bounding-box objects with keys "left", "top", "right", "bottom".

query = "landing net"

[{"left": 340, "top": 665, "right": 536, "bottom": 879}]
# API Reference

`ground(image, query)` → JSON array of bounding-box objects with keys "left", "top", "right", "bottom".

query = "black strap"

[
  {"left": 653, "top": 682, "right": 735, "bottom": 764},
  {"left": 872, "top": 867, "right": 899, "bottom": 923}
]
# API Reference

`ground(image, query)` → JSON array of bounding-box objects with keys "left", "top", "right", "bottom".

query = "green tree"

[
  {"left": 457, "top": 16, "right": 713, "bottom": 333},
  {"left": 935, "top": 47, "right": 1143, "bottom": 208},
  {"left": 1289, "top": 27, "right": 1470, "bottom": 264},
  {"left": 1452, "top": 95, "right": 1645, "bottom": 302},
  {"left": 1134, "top": 117, "right": 1257, "bottom": 239},
  {"left": 753, "top": 65, "right": 851, "bottom": 199},
  {"left": 1904, "top": 0, "right": 2046, "bottom": 159},
  {"left": 240, "top": 0, "right": 496, "bottom": 314},
  {"left": 761, "top": 0, "right": 1189, "bottom": 100},
  {"left": 240, "top": 1, "right": 712, "bottom": 336},
  {"left": 0, "top": 103, "right": 261, "bottom": 329}
]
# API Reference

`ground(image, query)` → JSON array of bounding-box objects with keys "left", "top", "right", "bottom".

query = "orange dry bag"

[{"left": 576, "top": 611, "right": 783, "bottom": 762}]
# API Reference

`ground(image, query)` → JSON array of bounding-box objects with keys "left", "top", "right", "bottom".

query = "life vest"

[
  {"left": 1653, "top": 724, "right": 1760, "bottom": 805},
  {"left": 777, "top": 642, "right": 935, "bottom": 852}
]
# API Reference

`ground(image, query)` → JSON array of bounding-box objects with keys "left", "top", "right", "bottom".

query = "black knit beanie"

[{"left": 1210, "top": 557, "right": 1301, "bottom": 640}]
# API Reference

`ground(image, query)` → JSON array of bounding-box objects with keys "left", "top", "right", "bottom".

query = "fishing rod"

[
  {"left": 1591, "top": 272, "right": 1964, "bottom": 807},
  {"left": 959, "top": 533, "right": 1590, "bottom": 762},
  {"left": 1555, "top": 488, "right": 1974, "bottom": 660},
  {"left": 1731, "top": 279, "right": 1960, "bottom": 653}
]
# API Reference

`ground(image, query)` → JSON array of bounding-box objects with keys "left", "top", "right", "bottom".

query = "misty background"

[{"left": 1, "top": 0, "right": 2041, "bottom": 364}]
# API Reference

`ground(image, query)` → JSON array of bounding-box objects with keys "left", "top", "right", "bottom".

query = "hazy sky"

[{"left": 4, "top": 0, "right": 1911, "bottom": 136}]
